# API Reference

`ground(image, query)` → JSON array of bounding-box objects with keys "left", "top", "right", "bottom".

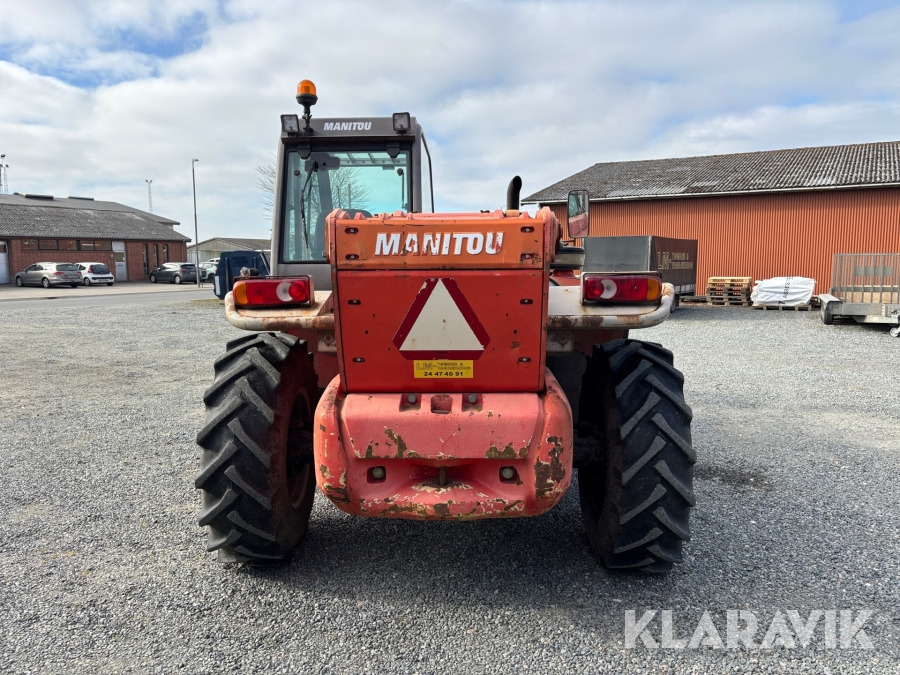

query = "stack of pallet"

[{"left": 706, "top": 277, "right": 753, "bottom": 306}]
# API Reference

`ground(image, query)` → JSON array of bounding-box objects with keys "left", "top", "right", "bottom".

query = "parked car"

[
  {"left": 199, "top": 262, "right": 217, "bottom": 281},
  {"left": 76, "top": 262, "right": 115, "bottom": 286},
  {"left": 148, "top": 262, "right": 197, "bottom": 284},
  {"left": 14, "top": 262, "right": 82, "bottom": 288},
  {"left": 205, "top": 258, "right": 220, "bottom": 265}
]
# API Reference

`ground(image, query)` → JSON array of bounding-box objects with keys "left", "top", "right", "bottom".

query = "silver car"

[
  {"left": 198, "top": 262, "right": 217, "bottom": 281},
  {"left": 14, "top": 262, "right": 82, "bottom": 288}
]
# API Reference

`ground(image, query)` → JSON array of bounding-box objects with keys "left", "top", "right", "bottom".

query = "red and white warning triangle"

[{"left": 392, "top": 278, "right": 490, "bottom": 359}]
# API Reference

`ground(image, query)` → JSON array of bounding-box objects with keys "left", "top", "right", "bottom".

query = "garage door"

[{"left": 0, "top": 241, "right": 9, "bottom": 284}]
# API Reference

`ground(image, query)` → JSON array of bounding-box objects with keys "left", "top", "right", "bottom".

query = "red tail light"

[
  {"left": 582, "top": 274, "right": 662, "bottom": 304},
  {"left": 233, "top": 277, "right": 313, "bottom": 308}
]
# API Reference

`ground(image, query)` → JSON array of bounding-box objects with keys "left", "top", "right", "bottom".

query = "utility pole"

[
  {"left": 0, "top": 154, "right": 8, "bottom": 195},
  {"left": 192, "top": 159, "right": 200, "bottom": 284},
  {"left": 145, "top": 179, "right": 153, "bottom": 212}
]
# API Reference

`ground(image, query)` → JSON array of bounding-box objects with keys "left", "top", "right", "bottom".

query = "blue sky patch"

[{"left": 108, "top": 12, "right": 208, "bottom": 61}]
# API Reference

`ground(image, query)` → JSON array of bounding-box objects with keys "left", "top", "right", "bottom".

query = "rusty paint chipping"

[
  {"left": 384, "top": 428, "right": 421, "bottom": 459},
  {"left": 485, "top": 443, "right": 517, "bottom": 459},
  {"left": 412, "top": 480, "right": 473, "bottom": 493},
  {"left": 533, "top": 435, "right": 566, "bottom": 500}
]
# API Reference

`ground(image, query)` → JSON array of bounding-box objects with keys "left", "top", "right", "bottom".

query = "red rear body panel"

[
  {"left": 313, "top": 208, "right": 573, "bottom": 519},
  {"left": 314, "top": 370, "right": 572, "bottom": 518}
]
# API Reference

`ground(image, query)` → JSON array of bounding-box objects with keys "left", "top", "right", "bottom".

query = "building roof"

[
  {"left": 190, "top": 237, "right": 270, "bottom": 251},
  {"left": 0, "top": 193, "right": 189, "bottom": 242},
  {"left": 524, "top": 140, "right": 900, "bottom": 204}
]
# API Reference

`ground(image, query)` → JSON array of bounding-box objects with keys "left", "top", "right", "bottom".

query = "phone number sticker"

[{"left": 414, "top": 360, "right": 473, "bottom": 378}]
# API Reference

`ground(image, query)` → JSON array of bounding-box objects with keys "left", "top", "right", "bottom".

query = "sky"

[{"left": 1, "top": 0, "right": 899, "bottom": 244}]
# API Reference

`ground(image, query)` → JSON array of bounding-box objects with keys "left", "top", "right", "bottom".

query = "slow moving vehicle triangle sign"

[{"left": 392, "top": 278, "right": 490, "bottom": 359}]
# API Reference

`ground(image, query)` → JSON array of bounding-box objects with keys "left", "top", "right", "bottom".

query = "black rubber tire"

[
  {"left": 174, "top": 275, "right": 182, "bottom": 284},
  {"left": 577, "top": 339, "right": 695, "bottom": 573},
  {"left": 149, "top": 274, "right": 157, "bottom": 283},
  {"left": 41, "top": 277, "right": 50, "bottom": 288},
  {"left": 195, "top": 332, "right": 318, "bottom": 563},
  {"left": 15, "top": 276, "right": 23, "bottom": 287},
  {"left": 83, "top": 278, "right": 92, "bottom": 286},
  {"left": 822, "top": 309, "right": 834, "bottom": 325},
  {"left": 107, "top": 282, "right": 114, "bottom": 287}
]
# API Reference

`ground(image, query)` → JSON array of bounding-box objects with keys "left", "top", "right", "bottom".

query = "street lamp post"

[{"left": 192, "top": 159, "right": 199, "bottom": 285}]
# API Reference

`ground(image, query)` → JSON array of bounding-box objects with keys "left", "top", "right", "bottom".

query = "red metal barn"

[{"left": 526, "top": 141, "right": 900, "bottom": 295}]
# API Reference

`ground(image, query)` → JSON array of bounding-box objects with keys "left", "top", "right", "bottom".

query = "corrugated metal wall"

[{"left": 549, "top": 187, "right": 900, "bottom": 294}]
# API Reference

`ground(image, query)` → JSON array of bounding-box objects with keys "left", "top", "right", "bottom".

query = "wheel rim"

[{"left": 42, "top": 278, "right": 49, "bottom": 288}]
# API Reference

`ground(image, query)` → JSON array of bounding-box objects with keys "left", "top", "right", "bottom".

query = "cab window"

[{"left": 281, "top": 147, "right": 411, "bottom": 263}]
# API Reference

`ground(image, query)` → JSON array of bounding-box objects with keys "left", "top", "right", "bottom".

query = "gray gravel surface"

[{"left": 1, "top": 298, "right": 898, "bottom": 674}]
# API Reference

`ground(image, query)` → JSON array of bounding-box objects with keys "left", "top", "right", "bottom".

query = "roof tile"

[
  {"left": 524, "top": 140, "right": 900, "bottom": 203},
  {"left": 0, "top": 194, "right": 189, "bottom": 242}
]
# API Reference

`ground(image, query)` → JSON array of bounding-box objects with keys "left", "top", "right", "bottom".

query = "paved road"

[{"left": 0, "top": 281, "right": 214, "bottom": 308}]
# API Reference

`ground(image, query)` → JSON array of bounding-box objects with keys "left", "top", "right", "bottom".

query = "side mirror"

[{"left": 566, "top": 189, "right": 590, "bottom": 238}]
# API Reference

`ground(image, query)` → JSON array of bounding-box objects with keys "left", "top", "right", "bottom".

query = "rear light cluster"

[
  {"left": 233, "top": 277, "right": 313, "bottom": 308},
  {"left": 582, "top": 274, "right": 662, "bottom": 304}
]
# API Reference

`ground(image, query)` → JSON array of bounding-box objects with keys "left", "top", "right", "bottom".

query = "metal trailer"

[
  {"left": 582, "top": 235, "right": 699, "bottom": 308},
  {"left": 818, "top": 253, "right": 900, "bottom": 337}
]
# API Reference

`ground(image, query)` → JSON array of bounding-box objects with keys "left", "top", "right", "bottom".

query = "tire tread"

[
  {"left": 195, "top": 332, "right": 316, "bottom": 562},
  {"left": 578, "top": 338, "right": 695, "bottom": 572}
]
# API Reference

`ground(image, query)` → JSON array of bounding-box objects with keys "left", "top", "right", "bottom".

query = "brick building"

[
  {"left": 526, "top": 141, "right": 900, "bottom": 294},
  {"left": 0, "top": 193, "right": 190, "bottom": 284}
]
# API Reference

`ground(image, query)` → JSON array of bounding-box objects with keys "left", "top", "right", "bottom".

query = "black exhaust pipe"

[{"left": 506, "top": 175, "right": 522, "bottom": 211}]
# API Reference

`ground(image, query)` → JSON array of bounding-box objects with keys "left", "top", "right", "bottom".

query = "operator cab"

[{"left": 272, "top": 80, "right": 434, "bottom": 289}]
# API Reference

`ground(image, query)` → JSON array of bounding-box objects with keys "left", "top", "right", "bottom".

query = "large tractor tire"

[
  {"left": 195, "top": 332, "right": 318, "bottom": 563},
  {"left": 577, "top": 339, "right": 695, "bottom": 573}
]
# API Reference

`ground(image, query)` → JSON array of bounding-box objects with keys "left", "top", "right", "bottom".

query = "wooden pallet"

[
  {"left": 753, "top": 303, "right": 813, "bottom": 311},
  {"left": 707, "top": 276, "right": 753, "bottom": 290},
  {"left": 707, "top": 291, "right": 750, "bottom": 299},
  {"left": 709, "top": 297, "right": 753, "bottom": 307},
  {"left": 706, "top": 276, "right": 753, "bottom": 306}
]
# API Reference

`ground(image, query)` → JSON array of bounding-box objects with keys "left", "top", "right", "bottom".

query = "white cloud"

[{"left": 1, "top": 0, "right": 898, "bottom": 240}]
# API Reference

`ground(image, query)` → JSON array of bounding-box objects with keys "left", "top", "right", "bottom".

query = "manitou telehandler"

[{"left": 196, "top": 80, "right": 695, "bottom": 572}]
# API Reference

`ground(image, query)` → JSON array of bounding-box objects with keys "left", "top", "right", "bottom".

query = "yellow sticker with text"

[{"left": 414, "top": 360, "right": 474, "bottom": 378}]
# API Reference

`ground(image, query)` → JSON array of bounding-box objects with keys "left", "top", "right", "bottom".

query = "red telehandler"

[{"left": 196, "top": 80, "right": 694, "bottom": 572}]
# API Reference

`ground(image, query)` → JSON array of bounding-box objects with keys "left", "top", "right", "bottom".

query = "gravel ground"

[{"left": 0, "top": 297, "right": 898, "bottom": 674}]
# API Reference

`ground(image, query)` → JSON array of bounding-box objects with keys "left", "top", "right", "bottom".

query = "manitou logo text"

[
  {"left": 323, "top": 122, "right": 373, "bottom": 131},
  {"left": 624, "top": 609, "right": 874, "bottom": 650},
  {"left": 375, "top": 232, "right": 504, "bottom": 256}
]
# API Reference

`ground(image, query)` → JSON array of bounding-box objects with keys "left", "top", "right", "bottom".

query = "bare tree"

[
  {"left": 256, "top": 160, "right": 373, "bottom": 218},
  {"left": 256, "top": 160, "right": 277, "bottom": 220},
  {"left": 329, "top": 168, "right": 372, "bottom": 211}
]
